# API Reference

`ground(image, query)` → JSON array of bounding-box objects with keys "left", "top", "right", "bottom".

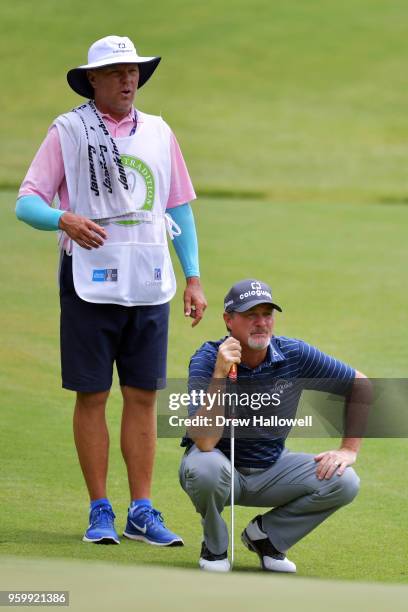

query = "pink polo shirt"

[{"left": 19, "top": 107, "right": 196, "bottom": 210}]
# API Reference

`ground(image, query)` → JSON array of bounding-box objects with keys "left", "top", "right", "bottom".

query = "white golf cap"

[{"left": 67, "top": 35, "right": 161, "bottom": 98}]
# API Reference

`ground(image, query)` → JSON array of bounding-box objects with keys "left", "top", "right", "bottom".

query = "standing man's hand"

[
  {"left": 184, "top": 277, "right": 207, "bottom": 327},
  {"left": 59, "top": 212, "right": 107, "bottom": 250},
  {"left": 314, "top": 448, "right": 357, "bottom": 480}
]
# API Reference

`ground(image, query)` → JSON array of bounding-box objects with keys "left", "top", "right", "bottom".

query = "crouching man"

[{"left": 179, "top": 279, "right": 370, "bottom": 572}]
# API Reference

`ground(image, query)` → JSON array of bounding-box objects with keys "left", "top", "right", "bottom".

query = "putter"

[{"left": 228, "top": 363, "right": 237, "bottom": 569}]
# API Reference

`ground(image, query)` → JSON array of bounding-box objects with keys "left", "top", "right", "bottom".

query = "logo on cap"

[{"left": 251, "top": 280, "right": 264, "bottom": 296}]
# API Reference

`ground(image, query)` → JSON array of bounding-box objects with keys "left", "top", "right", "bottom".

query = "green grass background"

[
  {"left": 1, "top": 0, "right": 408, "bottom": 594},
  {"left": 3, "top": 0, "right": 408, "bottom": 202}
]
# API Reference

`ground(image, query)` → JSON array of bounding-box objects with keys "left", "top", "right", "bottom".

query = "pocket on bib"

[{"left": 72, "top": 242, "right": 176, "bottom": 306}]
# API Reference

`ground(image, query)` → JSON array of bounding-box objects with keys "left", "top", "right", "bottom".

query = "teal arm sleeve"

[
  {"left": 16, "top": 194, "right": 65, "bottom": 231},
  {"left": 166, "top": 203, "right": 200, "bottom": 278}
]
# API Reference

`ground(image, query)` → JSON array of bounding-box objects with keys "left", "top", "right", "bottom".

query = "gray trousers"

[{"left": 179, "top": 446, "right": 360, "bottom": 555}]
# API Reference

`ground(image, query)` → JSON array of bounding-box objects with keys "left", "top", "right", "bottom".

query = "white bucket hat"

[{"left": 67, "top": 35, "right": 161, "bottom": 98}]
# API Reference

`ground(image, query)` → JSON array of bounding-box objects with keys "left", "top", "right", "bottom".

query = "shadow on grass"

[
  {"left": 0, "top": 529, "right": 81, "bottom": 546},
  {"left": 378, "top": 195, "right": 408, "bottom": 205},
  {"left": 0, "top": 529, "right": 272, "bottom": 574}
]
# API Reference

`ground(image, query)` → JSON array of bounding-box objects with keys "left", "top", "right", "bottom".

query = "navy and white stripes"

[{"left": 181, "top": 336, "right": 355, "bottom": 468}]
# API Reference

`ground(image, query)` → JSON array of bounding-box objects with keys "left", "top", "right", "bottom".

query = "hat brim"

[
  {"left": 228, "top": 300, "right": 283, "bottom": 313},
  {"left": 67, "top": 56, "right": 161, "bottom": 98}
]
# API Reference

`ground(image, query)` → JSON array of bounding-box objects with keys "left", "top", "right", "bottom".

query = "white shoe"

[
  {"left": 199, "top": 557, "right": 231, "bottom": 572},
  {"left": 242, "top": 515, "right": 296, "bottom": 573},
  {"left": 261, "top": 554, "right": 296, "bottom": 573},
  {"left": 199, "top": 542, "right": 231, "bottom": 572}
]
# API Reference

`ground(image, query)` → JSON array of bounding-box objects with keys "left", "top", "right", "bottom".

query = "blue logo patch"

[
  {"left": 92, "top": 269, "right": 118, "bottom": 282},
  {"left": 154, "top": 268, "right": 162, "bottom": 281}
]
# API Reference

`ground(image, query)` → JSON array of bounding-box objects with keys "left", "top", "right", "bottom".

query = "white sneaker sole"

[
  {"left": 123, "top": 531, "right": 184, "bottom": 547},
  {"left": 82, "top": 535, "right": 120, "bottom": 545},
  {"left": 199, "top": 557, "right": 231, "bottom": 572}
]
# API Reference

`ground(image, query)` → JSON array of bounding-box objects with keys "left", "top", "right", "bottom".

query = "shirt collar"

[
  {"left": 269, "top": 337, "right": 286, "bottom": 363},
  {"left": 98, "top": 106, "right": 135, "bottom": 125}
]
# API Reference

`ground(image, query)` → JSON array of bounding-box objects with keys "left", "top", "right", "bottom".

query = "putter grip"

[{"left": 228, "top": 363, "right": 237, "bottom": 382}]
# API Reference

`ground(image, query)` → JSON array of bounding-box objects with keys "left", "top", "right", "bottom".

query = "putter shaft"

[{"left": 228, "top": 363, "right": 237, "bottom": 569}]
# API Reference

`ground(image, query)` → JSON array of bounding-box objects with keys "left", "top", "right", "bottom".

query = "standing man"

[
  {"left": 16, "top": 35, "right": 207, "bottom": 546},
  {"left": 180, "top": 279, "right": 370, "bottom": 571}
]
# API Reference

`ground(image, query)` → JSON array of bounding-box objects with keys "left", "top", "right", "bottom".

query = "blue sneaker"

[
  {"left": 123, "top": 505, "right": 184, "bottom": 547},
  {"left": 83, "top": 504, "right": 120, "bottom": 545}
]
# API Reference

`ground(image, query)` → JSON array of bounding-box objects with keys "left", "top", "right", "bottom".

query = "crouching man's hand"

[
  {"left": 314, "top": 448, "right": 357, "bottom": 480},
  {"left": 213, "top": 337, "right": 241, "bottom": 378}
]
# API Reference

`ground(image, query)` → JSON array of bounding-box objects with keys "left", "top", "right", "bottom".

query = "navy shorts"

[{"left": 59, "top": 254, "right": 170, "bottom": 393}]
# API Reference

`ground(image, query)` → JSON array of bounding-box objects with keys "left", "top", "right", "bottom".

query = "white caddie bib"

[{"left": 60, "top": 110, "right": 177, "bottom": 306}]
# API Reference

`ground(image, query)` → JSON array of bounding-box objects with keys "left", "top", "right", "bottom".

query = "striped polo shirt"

[{"left": 181, "top": 335, "right": 355, "bottom": 468}]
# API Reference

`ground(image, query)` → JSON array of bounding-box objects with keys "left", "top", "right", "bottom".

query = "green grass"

[
  {"left": 3, "top": 0, "right": 408, "bottom": 201},
  {"left": 1, "top": 0, "right": 408, "bottom": 591},
  {"left": 1, "top": 193, "right": 407, "bottom": 583}
]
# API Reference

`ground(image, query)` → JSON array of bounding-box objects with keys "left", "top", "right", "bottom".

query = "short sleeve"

[
  {"left": 297, "top": 340, "right": 355, "bottom": 395},
  {"left": 18, "top": 126, "right": 66, "bottom": 205},
  {"left": 187, "top": 344, "right": 219, "bottom": 416},
  {"left": 166, "top": 131, "right": 196, "bottom": 209}
]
